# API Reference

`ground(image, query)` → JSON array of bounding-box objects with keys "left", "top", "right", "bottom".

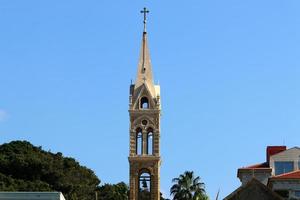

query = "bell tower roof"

[
  {"left": 134, "top": 32, "right": 156, "bottom": 96},
  {"left": 133, "top": 8, "right": 158, "bottom": 98}
]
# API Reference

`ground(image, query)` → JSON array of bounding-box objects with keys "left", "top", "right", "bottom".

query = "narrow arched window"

[
  {"left": 147, "top": 129, "right": 153, "bottom": 155},
  {"left": 136, "top": 128, "right": 143, "bottom": 155},
  {"left": 140, "top": 97, "right": 149, "bottom": 109}
]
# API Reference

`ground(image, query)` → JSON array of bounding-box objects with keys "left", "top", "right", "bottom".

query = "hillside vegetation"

[{"left": 0, "top": 141, "right": 100, "bottom": 200}]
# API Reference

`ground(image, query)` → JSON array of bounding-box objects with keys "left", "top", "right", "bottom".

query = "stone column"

[
  {"left": 130, "top": 130, "right": 136, "bottom": 156},
  {"left": 154, "top": 130, "right": 160, "bottom": 156},
  {"left": 151, "top": 173, "right": 160, "bottom": 200},
  {"left": 142, "top": 130, "right": 147, "bottom": 155},
  {"left": 129, "top": 171, "right": 137, "bottom": 200}
]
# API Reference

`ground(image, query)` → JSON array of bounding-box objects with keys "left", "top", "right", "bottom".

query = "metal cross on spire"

[{"left": 140, "top": 7, "right": 149, "bottom": 33}]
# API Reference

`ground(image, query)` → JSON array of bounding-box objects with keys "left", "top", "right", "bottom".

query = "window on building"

[
  {"left": 295, "top": 191, "right": 300, "bottom": 197},
  {"left": 140, "top": 97, "right": 149, "bottom": 109},
  {"left": 136, "top": 129, "right": 143, "bottom": 155},
  {"left": 274, "top": 161, "right": 294, "bottom": 175}
]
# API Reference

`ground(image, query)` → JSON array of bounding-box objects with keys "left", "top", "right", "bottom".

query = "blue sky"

[{"left": 1, "top": 0, "right": 300, "bottom": 199}]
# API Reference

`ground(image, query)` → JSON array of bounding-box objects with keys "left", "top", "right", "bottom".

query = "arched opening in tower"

[
  {"left": 140, "top": 97, "right": 149, "bottom": 109},
  {"left": 147, "top": 128, "right": 153, "bottom": 155},
  {"left": 136, "top": 128, "right": 143, "bottom": 155},
  {"left": 138, "top": 170, "right": 151, "bottom": 200}
]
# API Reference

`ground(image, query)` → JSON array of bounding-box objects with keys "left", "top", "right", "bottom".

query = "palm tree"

[{"left": 170, "top": 171, "right": 208, "bottom": 200}]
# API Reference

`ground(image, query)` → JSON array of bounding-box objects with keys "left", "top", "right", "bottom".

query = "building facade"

[
  {"left": 236, "top": 146, "right": 300, "bottom": 200},
  {"left": 268, "top": 171, "right": 300, "bottom": 199}
]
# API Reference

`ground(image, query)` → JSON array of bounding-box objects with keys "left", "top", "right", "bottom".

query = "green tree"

[
  {"left": 0, "top": 141, "right": 100, "bottom": 200},
  {"left": 98, "top": 182, "right": 128, "bottom": 200},
  {"left": 170, "top": 171, "right": 208, "bottom": 200}
]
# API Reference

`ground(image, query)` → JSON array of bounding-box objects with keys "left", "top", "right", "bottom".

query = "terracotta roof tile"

[
  {"left": 271, "top": 170, "right": 300, "bottom": 179},
  {"left": 240, "top": 162, "right": 270, "bottom": 169}
]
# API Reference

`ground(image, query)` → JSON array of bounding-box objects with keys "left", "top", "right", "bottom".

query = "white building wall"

[
  {"left": 270, "top": 147, "right": 300, "bottom": 175},
  {"left": 0, "top": 192, "right": 66, "bottom": 200},
  {"left": 239, "top": 171, "right": 272, "bottom": 185}
]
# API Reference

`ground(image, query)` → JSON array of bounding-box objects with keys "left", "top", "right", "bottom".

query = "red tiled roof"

[
  {"left": 271, "top": 170, "right": 300, "bottom": 179},
  {"left": 240, "top": 162, "right": 270, "bottom": 169}
]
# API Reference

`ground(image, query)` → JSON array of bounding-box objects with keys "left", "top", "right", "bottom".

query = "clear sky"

[{"left": 1, "top": 0, "right": 300, "bottom": 199}]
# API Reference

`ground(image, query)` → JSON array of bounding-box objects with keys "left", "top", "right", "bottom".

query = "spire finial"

[{"left": 140, "top": 7, "right": 149, "bottom": 33}]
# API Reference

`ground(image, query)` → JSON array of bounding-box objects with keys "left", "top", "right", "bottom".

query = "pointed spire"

[{"left": 134, "top": 8, "right": 155, "bottom": 97}]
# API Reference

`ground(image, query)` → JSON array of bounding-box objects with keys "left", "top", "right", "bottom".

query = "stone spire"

[{"left": 134, "top": 31, "right": 156, "bottom": 97}]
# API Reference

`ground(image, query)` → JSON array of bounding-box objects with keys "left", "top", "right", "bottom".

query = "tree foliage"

[
  {"left": 98, "top": 182, "right": 128, "bottom": 200},
  {"left": 0, "top": 140, "right": 100, "bottom": 200},
  {"left": 170, "top": 171, "right": 209, "bottom": 200},
  {"left": 97, "top": 182, "right": 170, "bottom": 200}
]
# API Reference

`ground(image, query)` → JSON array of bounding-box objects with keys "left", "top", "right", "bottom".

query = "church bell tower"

[{"left": 128, "top": 8, "right": 161, "bottom": 200}]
